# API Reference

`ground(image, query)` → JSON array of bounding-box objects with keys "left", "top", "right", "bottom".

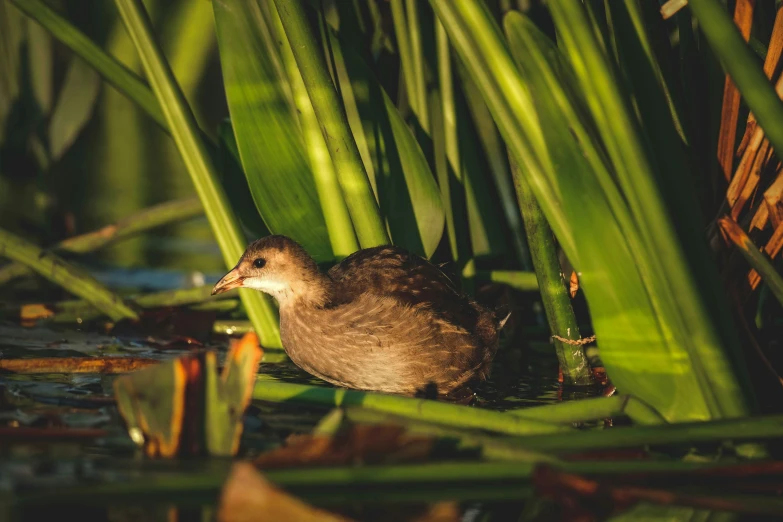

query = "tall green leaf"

[
  {"left": 430, "top": 0, "right": 751, "bottom": 421},
  {"left": 212, "top": 0, "right": 333, "bottom": 261},
  {"left": 547, "top": 0, "right": 750, "bottom": 418},
  {"left": 273, "top": 0, "right": 389, "bottom": 249},
  {"left": 433, "top": 20, "right": 470, "bottom": 265},
  {"left": 326, "top": 26, "right": 445, "bottom": 257},
  {"left": 264, "top": 1, "right": 358, "bottom": 258},
  {"left": 456, "top": 64, "right": 527, "bottom": 264},
  {"left": 113, "top": 0, "right": 281, "bottom": 348}
]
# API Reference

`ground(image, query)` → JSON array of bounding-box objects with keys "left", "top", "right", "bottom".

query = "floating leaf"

[
  {"left": 254, "top": 423, "right": 434, "bottom": 469},
  {"left": 205, "top": 332, "right": 263, "bottom": 456},
  {"left": 114, "top": 357, "right": 187, "bottom": 458},
  {"left": 114, "top": 332, "right": 262, "bottom": 458},
  {"left": 0, "top": 357, "right": 157, "bottom": 374}
]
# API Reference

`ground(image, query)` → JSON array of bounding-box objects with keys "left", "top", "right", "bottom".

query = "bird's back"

[
  {"left": 328, "top": 246, "right": 476, "bottom": 324},
  {"left": 327, "top": 246, "right": 500, "bottom": 383}
]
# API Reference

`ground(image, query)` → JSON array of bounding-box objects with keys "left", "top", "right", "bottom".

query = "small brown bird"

[{"left": 212, "top": 235, "right": 507, "bottom": 399}]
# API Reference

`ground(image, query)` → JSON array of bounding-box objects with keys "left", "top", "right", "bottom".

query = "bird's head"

[{"left": 212, "top": 235, "right": 325, "bottom": 306}]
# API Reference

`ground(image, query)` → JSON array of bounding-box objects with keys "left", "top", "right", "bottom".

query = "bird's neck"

[{"left": 275, "top": 271, "right": 335, "bottom": 310}]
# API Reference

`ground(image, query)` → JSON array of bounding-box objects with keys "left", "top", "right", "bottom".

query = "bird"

[{"left": 212, "top": 235, "right": 508, "bottom": 399}]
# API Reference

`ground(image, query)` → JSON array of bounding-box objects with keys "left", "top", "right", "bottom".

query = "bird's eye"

[{"left": 253, "top": 258, "right": 266, "bottom": 269}]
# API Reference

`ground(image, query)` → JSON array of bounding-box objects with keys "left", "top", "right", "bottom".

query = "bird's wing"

[{"left": 327, "top": 246, "right": 481, "bottom": 330}]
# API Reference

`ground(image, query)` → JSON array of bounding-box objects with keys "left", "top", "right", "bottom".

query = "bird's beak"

[{"left": 212, "top": 267, "right": 245, "bottom": 295}]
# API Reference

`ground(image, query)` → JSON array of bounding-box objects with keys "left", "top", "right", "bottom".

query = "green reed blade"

[
  {"left": 273, "top": 0, "right": 388, "bottom": 249},
  {"left": 0, "top": 227, "right": 137, "bottom": 322},
  {"left": 113, "top": 0, "right": 281, "bottom": 347}
]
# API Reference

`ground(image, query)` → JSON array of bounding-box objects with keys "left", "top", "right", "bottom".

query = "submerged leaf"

[
  {"left": 218, "top": 462, "right": 353, "bottom": 522},
  {"left": 254, "top": 423, "right": 435, "bottom": 469}
]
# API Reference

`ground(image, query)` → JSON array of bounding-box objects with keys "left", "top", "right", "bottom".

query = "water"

[{"left": 0, "top": 276, "right": 593, "bottom": 519}]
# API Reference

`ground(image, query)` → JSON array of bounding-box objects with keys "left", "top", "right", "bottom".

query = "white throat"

[{"left": 243, "top": 277, "right": 292, "bottom": 302}]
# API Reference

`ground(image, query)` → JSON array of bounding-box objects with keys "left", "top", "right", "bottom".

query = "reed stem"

[
  {"left": 0, "top": 228, "right": 138, "bottom": 322},
  {"left": 253, "top": 379, "right": 569, "bottom": 436},
  {"left": 509, "top": 159, "right": 593, "bottom": 386},
  {"left": 0, "top": 198, "right": 202, "bottom": 285}
]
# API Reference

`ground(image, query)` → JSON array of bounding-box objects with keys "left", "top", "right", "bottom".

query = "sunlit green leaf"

[
  {"left": 429, "top": 0, "right": 751, "bottom": 421},
  {"left": 213, "top": 0, "right": 333, "bottom": 261},
  {"left": 327, "top": 27, "right": 445, "bottom": 257}
]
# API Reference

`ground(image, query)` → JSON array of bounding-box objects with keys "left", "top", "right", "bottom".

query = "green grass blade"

[
  {"left": 326, "top": 22, "right": 445, "bottom": 257},
  {"left": 26, "top": 17, "right": 52, "bottom": 114},
  {"left": 508, "top": 10, "right": 740, "bottom": 420},
  {"left": 273, "top": 0, "right": 388, "bottom": 249},
  {"left": 161, "top": 0, "right": 215, "bottom": 128},
  {"left": 265, "top": 1, "right": 358, "bottom": 258},
  {"left": 390, "top": 0, "right": 417, "bottom": 116},
  {"left": 434, "top": 21, "right": 470, "bottom": 264},
  {"left": 454, "top": 68, "right": 520, "bottom": 263},
  {"left": 254, "top": 379, "right": 570, "bottom": 436},
  {"left": 0, "top": 227, "right": 138, "bottom": 322},
  {"left": 405, "top": 0, "right": 429, "bottom": 131},
  {"left": 0, "top": 0, "right": 24, "bottom": 142},
  {"left": 50, "top": 285, "right": 230, "bottom": 324},
  {"left": 431, "top": 0, "right": 747, "bottom": 421},
  {"left": 510, "top": 158, "right": 593, "bottom": 386},
  {"left": 113, "top": 0, "right": 281, "bottom": 348},
  {"left": 507, "top": 394, "right": 666, "bottom": 425},
  {"left": 212, "top": 0, "right": 334, "bottom": 261}
]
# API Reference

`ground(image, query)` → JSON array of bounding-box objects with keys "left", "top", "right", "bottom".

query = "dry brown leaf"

[
  {"left": 254, "top": 424, "right": 434, "bottom": 469},
  {"left": 718, "top": 0, "right": 755, "bottom": 181},
  {"left": 0, "top": 357, "right": 159, "bottom": 374},
  {"left": 218, "top": 462, "right": 353, "bottom": 522},
  {"left": 19, "top": 304, "right": 55, "bottom": 322},
  {"left": 750, "top": 219, "right": 783, "bottom": 288},
  {"left": 764, "top": 167, "right": 783, "bottom": 229},
  {"left": 569, "top": 271, "right": 579, "bottom": 298},
  {"left": 113, "top": 332, "right": 262, "bottom": 458},
  {"left": 737, "top": 6, "right": 783, "bottom": 157},
  {"left": 731, "top": 140, "right": 773, "bottom": 220}
]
